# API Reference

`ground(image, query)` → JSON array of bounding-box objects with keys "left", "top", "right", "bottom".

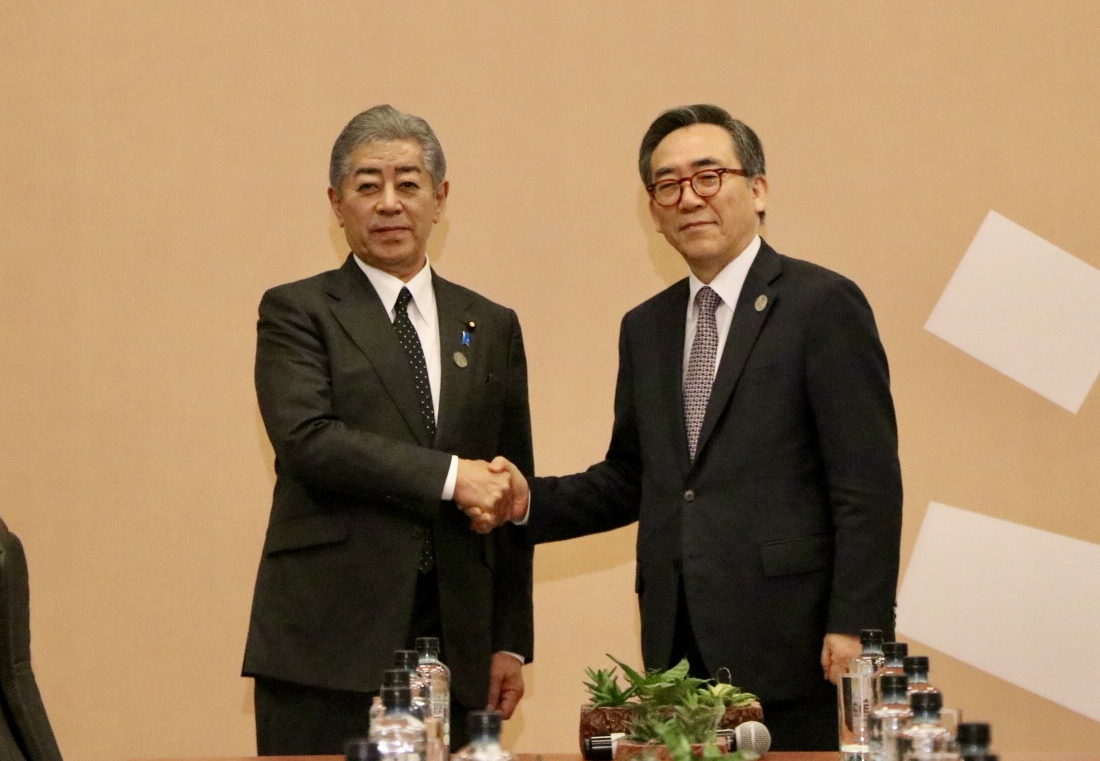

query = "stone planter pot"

[
  {"left": 718, "top": 702, "right": 764, "bottom": 729},
  {"left": 612, "top": 738, "right": 730, "bottom": 761},
  {"left": 579, "top": 705, "right": 636, "bottom": 753}
]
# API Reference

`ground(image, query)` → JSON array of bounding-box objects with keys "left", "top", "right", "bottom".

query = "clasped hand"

[{"left": 453, "top": 457, "right": 529, "bottom": 533}]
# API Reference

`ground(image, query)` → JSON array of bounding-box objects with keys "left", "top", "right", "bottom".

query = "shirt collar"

[
  {"left": 353, "top": 255, "right": 434, "bottom": 318},
  {"left": 687, "top": 235, "right": 761, "bottom": 311}
]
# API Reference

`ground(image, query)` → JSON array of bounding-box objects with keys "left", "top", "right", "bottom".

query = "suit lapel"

[
  {"left": 693, "top": 244, "right": 782, "bottom": 462},
  {"left": 433, "top": 272, "right": 477, "bottom": 452},
  {"left": 327, "top": 256, "right": 434, "bottom": 447},
  {"left": 652, "top": 281, "right": 693, "bottom": 476}
]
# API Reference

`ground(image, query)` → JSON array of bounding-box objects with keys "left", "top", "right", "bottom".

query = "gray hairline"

[{"left": 329, "top": 105, "right": 447, "bottom": 193}]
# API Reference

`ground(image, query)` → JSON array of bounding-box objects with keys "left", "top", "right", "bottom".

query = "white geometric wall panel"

[
  {"left": 898, "top": 502, "right": 1100, "bottom": 722},
  {"left": 925, "top": 210, "right": 1100, "bottom": 413}
]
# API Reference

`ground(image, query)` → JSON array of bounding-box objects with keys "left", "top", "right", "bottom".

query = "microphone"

[
  {"left": 583, "top": 732, "right": 625, "bottom": 759},
  {"left": 583, "top": 722, "right": 770, "bottom": 759},
  {"left": 731, "top": 721, "right": 771, "bottom": 755}
]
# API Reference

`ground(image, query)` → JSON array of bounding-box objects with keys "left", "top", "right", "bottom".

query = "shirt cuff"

[
  {"left": 512, "top": 494, "right": 530, "bottom": 525},
  {"left": 498, "top": 650, "right": 525, "bottom": 665},
  {"left": 441, "top": 455, "right": 458, "bottom": 501}
]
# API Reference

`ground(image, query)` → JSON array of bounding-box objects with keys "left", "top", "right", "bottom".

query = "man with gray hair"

[{"left": 242, "top": 105, "right": 533, "bottom": 754}]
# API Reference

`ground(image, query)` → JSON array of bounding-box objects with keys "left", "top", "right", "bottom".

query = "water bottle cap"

[
  {"left": 883, "top": 641, "right": 908, "bottom": 659},
  {"left": 393, "top": 649, "right": 420, "bottom": 671},
  {"left": 415, "top": 636, "right": 441, "bottom": 654},
  {"left": 382, "top": 669, "right": 411, "bottom": 687},
  {"left": 860, "top": 629, "right": 884, "bottom": 645},
  {"left": 380, "top": 684, "right": 411, "bottom": 709},
  {"left": 903, "top": 655, "right": 930, "bottom": 674},
  {"left": 345, "top": 739, "right": 380, "bottom": 761},
  {"left": 957, "top": 723, "right": 991, "bottom": 745},
  {"left": 909, "top": 690, "right": 943, "bottom": 712},
  {"left": 467, "top": 710, "right": 503, "bottom": 739},
  {"left": 879, "top": 674, "right": 908, "bottom": 698}
]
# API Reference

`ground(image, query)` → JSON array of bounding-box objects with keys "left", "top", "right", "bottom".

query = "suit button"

[{"left": 683, "top": 489, "right": 695, "bottom": 503}]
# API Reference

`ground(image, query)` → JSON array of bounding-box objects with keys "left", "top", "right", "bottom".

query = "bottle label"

[
  {"left": 840, "top": 673, "right": 871, "bottom": 748},
  {"left": 431, "top": 693, "right": 447, "bottom": 718}
]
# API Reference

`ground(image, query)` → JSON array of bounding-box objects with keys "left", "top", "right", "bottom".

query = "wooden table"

[
  {"left": 136, "top": 756, "right": 836, "bottom": 761},
  {"left": 139, "top": 754, "right": 1100, "bottom": 761}
]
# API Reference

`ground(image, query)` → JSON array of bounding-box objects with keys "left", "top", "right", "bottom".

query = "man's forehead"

[
  {"left": 651, "top": 124, "right": 738, "bottom": 175},
  {"left": 348, "top": 139, "right": 426, "bottom": 171}
]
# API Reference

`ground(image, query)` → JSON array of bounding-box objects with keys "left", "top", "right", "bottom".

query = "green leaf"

[
  {"left": 699, "top": 737, "right": 724, "bottom": 761},
  {"left": 584, "top": 666, "right": 637, "bottom": 707},
  {"left": 662, "top": 658, "right": 690, "bottom": 682},
  {"left": 648, "top": 676, "right": 707, "bottom": 707},
  {"left": 608, "top": 654, "right": 649, "bottom": 690},
  {"left": 654, "top": 719, "right": 694, "bottom": 761}
]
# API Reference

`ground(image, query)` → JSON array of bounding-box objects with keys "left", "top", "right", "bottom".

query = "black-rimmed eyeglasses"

[{"left": 646, "top": 168, "right": 749, "bottom": 207}]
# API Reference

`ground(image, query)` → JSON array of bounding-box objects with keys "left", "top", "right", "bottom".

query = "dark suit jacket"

[
  {"left": 242, "top": 255, "right": 534, "bottom": 709},
  {"left": 527, "top": 241, "right": 901, "bottom": 702}
]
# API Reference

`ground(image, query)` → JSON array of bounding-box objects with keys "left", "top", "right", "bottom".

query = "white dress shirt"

[
  {"left": 354, "top": 256, "right": 459, "bottom": 500},
  {"left": 683, "top": 235, "right": 761, "bottom": 380}
]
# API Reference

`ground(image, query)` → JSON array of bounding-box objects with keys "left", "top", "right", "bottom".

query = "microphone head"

[{"left": 733, "top": 721, "right": 771, "bottom": 755}]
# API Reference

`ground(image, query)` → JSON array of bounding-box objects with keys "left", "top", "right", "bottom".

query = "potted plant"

[
  {"left": 579, "top": 656, "right": 764, "bottom": 759},
  {"left": 580, "top": 663, "right": 638, "bottom": 738},
  {"left": 615, "top": 689, "right": 728, "bottom": 761}
]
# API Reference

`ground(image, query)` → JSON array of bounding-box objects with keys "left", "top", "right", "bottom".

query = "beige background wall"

[{"left": 2, "top": 2, "right": 1099, "bottom": 760}]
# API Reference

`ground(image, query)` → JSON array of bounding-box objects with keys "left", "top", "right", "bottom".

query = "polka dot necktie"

[
  {"left": 393, "top": 287, "right": 436, "bottom": 440},
  {"left": 684, "top": 286, "right": 721, "bottom": 461},
  {"left": 393, "top": 287, "right": 436, "bottom": 572}
]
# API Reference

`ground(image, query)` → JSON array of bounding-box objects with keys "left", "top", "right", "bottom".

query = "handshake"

[{"left": 454, "top": 457, "right": 530, "bottom": 534}]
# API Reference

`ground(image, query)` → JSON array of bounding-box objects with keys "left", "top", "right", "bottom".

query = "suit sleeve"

[
  {"left": 255, "top": 285, "right": 452, "bottom": 518},
  {"left": 526, "top": 314, "right": 643, "bottom": 543},
  {"left": 490, "top": 310, "right": 535, "bottom": 660},
  {"left": 804, "top": 277, "right": 903, "bottom": 636}
]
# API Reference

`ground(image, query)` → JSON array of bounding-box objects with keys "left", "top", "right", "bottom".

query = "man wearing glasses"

[{"left": 493, "top": 104, "right": 902, "bottom": 750}]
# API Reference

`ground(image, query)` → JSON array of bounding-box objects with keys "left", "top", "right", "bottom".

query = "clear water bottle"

[
  {"left": 840, "top": 628, "right": 887, "bottom": 759},
  {"left": 868, "top": 674, "right": 911, "bottom": 761},
  {"left": 452, "top": 711, "right": 512, "bottom": 761},
  {"left": 395, "top": 650, "right": 432, "bottom": 720},
  {"left": 898, "top": 690, "right": 954, "bottom": 761},
  {"left": 416, "top": 636, "right": 452, "bottom": 748},
  {"left": 370, "top": 684, "right": 426, "bottom": 761}
]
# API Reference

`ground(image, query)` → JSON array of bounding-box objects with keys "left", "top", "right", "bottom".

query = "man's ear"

[
  {"left": 432, "top": 179, "right": 450, "bottom": 223},
  {"left": 328, "top": 186, "right": 345, "bottom": 227},
  {"left": 751, "top": 175, "right": 768, "bottom": 216}
]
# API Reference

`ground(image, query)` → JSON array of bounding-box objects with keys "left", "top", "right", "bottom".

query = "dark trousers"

[
  {"left": 254, "top": 569, "right": 472, "bottom": 754},
  {"left": 254, "top": 677, "right": 373, "bottom": 756},
  {"left": 670, "top": 578, "right": 838, "bottom": 752}
]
